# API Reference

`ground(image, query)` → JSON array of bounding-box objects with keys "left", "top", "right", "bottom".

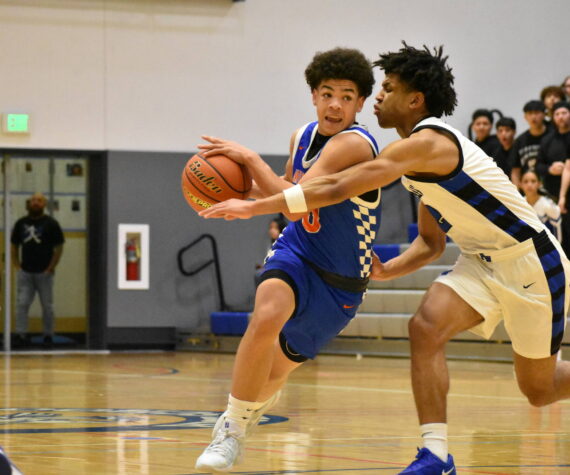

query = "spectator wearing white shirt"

[{"left": 521, "top": 170, "right": 562, "bottom": 241}]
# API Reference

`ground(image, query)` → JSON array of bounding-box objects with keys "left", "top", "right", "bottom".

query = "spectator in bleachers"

[
  {"left": 552, "top": 102, "right": 570, "bottom": 208},
  {"left": 541, "top": 85, "right": 565, "bottom": 128},
  {"left": 469, "top": 108, "right": 500, "bottom": 156},
  {"left": 536, "top": 101, "right": 570, "bottom": 255},
  {"left": 511, "top": 100, "right": 549, "bottom": 189},
  {"left": 521, "top": 170, "right": 562, "bottom": 242},
  {"left": 490, "top": 117, "right": 516, "bottom": 177},
  {"left": 562, "top": 75, "right": 570, "bottom": 101}
]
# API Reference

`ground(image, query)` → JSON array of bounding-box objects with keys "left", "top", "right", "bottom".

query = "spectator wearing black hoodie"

[{"left": 511, "top": 100, "right": 549, "bottom": 189}]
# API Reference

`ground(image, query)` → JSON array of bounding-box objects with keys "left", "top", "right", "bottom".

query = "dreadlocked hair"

[
  {"left": 305, "top": 47, "right": 375, "bottom": 98},
  {"left": 374, "top": 42, "right": 457, "bottom": 117}
]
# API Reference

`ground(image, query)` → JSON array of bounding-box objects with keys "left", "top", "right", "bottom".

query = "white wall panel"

[
  {"left": 0, "top": 1, "right": 105, "bottom": 149},
  {"left": 0, "top": 0, "right": 568, "bottom": 153}
]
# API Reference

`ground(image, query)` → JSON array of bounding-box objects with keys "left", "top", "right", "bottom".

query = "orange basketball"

[{"left": 181, "top": 153, "right": 252, "bottom": 212}]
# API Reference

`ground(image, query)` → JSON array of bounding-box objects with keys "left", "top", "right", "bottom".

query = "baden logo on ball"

[{"left": 181, "top": 153, "right": 252, "bottom": 213}]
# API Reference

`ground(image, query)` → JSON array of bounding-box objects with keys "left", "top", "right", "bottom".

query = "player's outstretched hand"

[
  {"left": 199, "top": 199, "right": 254, "bottom": 220},
  {"left": 198, "top": 135, "right": 259, "bottom": 165}
]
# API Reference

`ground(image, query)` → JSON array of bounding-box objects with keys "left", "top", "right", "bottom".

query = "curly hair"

[
  {"left": 305, "top": 47, "right": 375, "bottom": 98},
  {"left": 540, "top": 85, "right": 564, "bottom": 102},
  {"left": 373, "top": 42, "right": 457, "bottom": 117}
]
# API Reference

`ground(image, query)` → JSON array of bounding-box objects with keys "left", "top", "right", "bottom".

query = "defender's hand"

[{"left": 199, "top": 199, "right": 254, "bottom": 220}]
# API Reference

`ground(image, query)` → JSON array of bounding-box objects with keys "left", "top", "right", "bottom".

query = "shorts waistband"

[
  {"left": 472, "top": 230, "right": 551, "bottom": 263},
  {"left": 302, "top": 258, "right": 369, "bottom": 293}
]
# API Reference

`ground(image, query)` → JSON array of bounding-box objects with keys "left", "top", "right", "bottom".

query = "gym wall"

[{"left": 1, "top": 0, "right": 566, "bottom": 346}]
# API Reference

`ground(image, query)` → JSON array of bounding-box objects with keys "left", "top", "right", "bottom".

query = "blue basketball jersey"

[{"left": 276, "top": 121, "right": 382, "bottom": 279}]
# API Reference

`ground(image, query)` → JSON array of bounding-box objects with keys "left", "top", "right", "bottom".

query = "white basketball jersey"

[{"left": 401, "top": 117, "right": 545, "bottom": 253}]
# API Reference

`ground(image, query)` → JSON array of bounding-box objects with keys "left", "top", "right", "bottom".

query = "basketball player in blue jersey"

[
  {"left": 201, "top": 43, "right": 570, "bottom": 475},
  {"left": 195, "top": 47, "right": 381, "bottom": 472}
]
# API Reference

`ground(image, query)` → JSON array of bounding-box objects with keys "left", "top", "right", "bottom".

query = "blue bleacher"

[
  {"left": 210, "top": 311, "right": 249, "bottom": 335},
  {"left": 372, "top": 243, "right": 400, "bottom": 262}
]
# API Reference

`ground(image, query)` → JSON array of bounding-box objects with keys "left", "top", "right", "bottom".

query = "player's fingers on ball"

[
  {"left": 204, "top": 204, "right": 226, "bottom": 217},
  {"left": 199, "top": 208, "right": 216, "bottom": 217},
  {"left": 197, "top": 144, "right": 214, "bottom": 151},
  {"left": 201, "top": 147, "right": 225, "bottom": 157},
  {"left": 207, "top": 135, "right": 227, "bottom": 145},
  {"left": 208, "top": 209, "right": 224, "bottom": 218}
]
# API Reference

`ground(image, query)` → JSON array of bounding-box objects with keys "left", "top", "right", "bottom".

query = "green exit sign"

[{"left": 2, "top": 113, "right": 30, "bottom": 134}]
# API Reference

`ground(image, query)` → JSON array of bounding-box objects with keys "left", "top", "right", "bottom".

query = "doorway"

[{"left": 1, "top": 149, "right": 106, "bottom": 350}]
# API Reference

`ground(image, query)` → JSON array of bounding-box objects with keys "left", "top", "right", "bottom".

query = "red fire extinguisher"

[{"left": 126, "top": 238, "right": 140, "bottom": 281}]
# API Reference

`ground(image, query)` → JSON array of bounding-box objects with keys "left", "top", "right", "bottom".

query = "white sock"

[
  {"left": 256, "top": 391, "right": 279, "bottom": 411},
  {"left": 225, "top": 395, "right": 262, "bottom": 433},
  {"left": 420, "top": 423, "right": 448, "bottom": 462}
]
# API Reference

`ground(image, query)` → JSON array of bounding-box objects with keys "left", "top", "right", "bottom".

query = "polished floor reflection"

[{"left": 0, "top": 351, "right": 569, "bottom": 474}]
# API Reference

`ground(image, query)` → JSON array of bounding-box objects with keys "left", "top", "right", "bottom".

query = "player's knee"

[
  {"left": 408, "top": 313, "right": 447, "bottom": 349},
  {"left": 522, "top": 387, "right": 552, "bottom": 407},
  {"left": 248, "top": 306, "right": 288, "bottom": 339},
  {"left": 517, "top": 381, "right": 553, "bottom": 407}
]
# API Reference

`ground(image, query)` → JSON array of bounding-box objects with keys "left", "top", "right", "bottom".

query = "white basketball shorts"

[{"left": 436, "top": 231, "right": 570, "bottom": 359}]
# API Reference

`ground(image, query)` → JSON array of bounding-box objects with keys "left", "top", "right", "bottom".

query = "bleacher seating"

[
  {"left": 207, "top": 241, "right": 569, "bottom": 354},
  {"left": 342, "top": 243, "right": 464, "bottom": 339},
  {"left": 209, "top": 243, "right": 464, "bottom": 339}
]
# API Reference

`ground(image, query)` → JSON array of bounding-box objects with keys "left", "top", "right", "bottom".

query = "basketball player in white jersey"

[{"left": 201, "top": 43, "right": 570, "bottom": 475}]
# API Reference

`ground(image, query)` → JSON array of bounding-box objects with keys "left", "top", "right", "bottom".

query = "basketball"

[{"left": 181, "top": 153, "right": 252, "bottom": 212}]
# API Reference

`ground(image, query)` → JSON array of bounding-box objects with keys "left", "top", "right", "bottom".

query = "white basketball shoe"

[{"left": 195, "top": 418, "right": 244, "bottom": 472}]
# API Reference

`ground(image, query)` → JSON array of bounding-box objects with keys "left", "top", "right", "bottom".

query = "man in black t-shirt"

[
  {"left": 11, "top": 193, "right": 65, "bottom": 348},
  {"left": 511, "top": 100, "right": 549, "bottom": 189}
]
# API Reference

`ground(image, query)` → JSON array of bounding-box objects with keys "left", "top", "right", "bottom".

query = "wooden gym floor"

[{"left": 0, "top": 351, "right": 569, "bottom": 474}]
